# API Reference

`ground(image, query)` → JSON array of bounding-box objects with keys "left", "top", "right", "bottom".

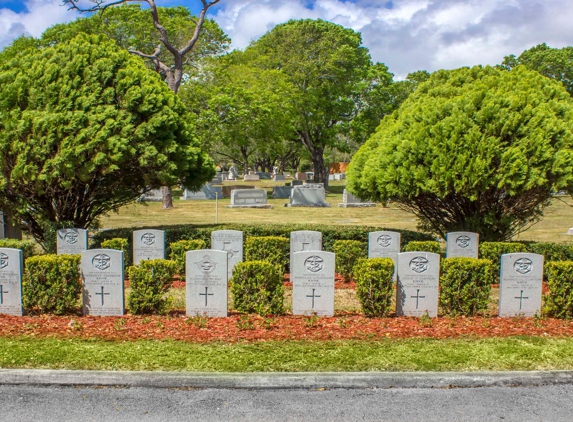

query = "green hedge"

[
  {"left": 403, "top": 241, "right": 442, "bottom": 254},
  {"left": 354, "top": 258, "right": 394, "bottom": 317},
  {"left": 439, "top": 258, "right": 493, "bottom": 316},
  {"left": 230, "top": 261, "right": 284, "bottom": 316},
  {"left": 245, "top": 236, "right": 290, "bottom": 274},
  {"left": 101, "top": 238, "right": 131, "bottom": 266},
  {"left": 544, "top": 261, "right": 573, "bottom": 318},
  {"left": 127, "top": 259, "right": 177, "bottom": 315},
  {"left": 0, "top": 239, "right": 38, "bottom": 261},
  {"left": 23, "top": 254, "right": 81, "bottom": 315},
  {"left": 333, "top": 240, "right": 367, "bottom": 282},
  {"left": 169, "top": 239, "right": 206, "bottom": 275}
]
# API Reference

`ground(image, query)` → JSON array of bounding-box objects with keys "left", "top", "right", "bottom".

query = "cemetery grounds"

[{"left": 2, "top": 181, "right": 573, "bottom": 372}]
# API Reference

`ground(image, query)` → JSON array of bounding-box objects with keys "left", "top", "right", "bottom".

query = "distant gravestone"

[
  {"left": 446, "top": 232, "right": 479, "bottom": 258},
  {"left": 211, "top": 173, "right": 223, "bottom": 184},
  {"left": 368, "top": 231, "right": 401, "bottom": 281},
  {"left": 0, "top": 248, "right": 23, "bottom": 316},
  {"left": 141, "top": 188, "right": 163, "bottom": 202},
  {"left": 292, "top": 251, "right": 335, "bottom": 316},
  {"left": 180, "top": 184, "right": 222, "bottom": 200},
  {"left": 211, "top": 230, "right": 243, "bottom": 279},
  {"left": 57, "top": 228, "right": 88, "bottom": 255},
  {"left": 273, "top": 174, "right": 286, "bottom": 182},
  {"left": 228, "top": 189, "right": 272, "bottom": 209},
  {"left": 243, "top": 173, "right": 260, "bottom": 181},
  {"left": 186, "top": 250, "right": 228, "bottom": 317},
  {"left": 499, "top": 253, "right": 543, "bottom": 317},
  {"left": 338, "top": 189, "right": 375, "bottom": 208},
  {"left": 221, "top": 185, "right": 255, "bottom": 198},
  {"left": 396, "top": 252, "right": 440, "bottom": 317},
  {"left": 272, "top": 186, "right": 293, "bottom": 199},
  {"left": 81, "top": 249, "right": 124, "bottom": 316},
  {"left": 291, "top": 180, "right": 303, "bottom": 186},
  {"left": 290, "top": 230, "right": 322, "bottom": 266},
  {"left": 133, "top": 229, "right": 165, "bottom": 265},
  {"left": 294, "top": 172, "right": 307, "bottom": 181},
  {"left": 286, "top": 185, "right": 331, "bottom": 207}
]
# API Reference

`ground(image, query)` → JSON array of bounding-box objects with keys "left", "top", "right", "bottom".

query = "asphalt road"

[{"left": 2, "top": 383, "right": 573, "bottom": 422}]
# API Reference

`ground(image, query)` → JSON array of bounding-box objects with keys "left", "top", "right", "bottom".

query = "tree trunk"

[
  {"left": 310, "top": 147, "right": 328, "bottom": 188},
  {"left": 162, "top": 186, "right": 173, "bottom": 209}
]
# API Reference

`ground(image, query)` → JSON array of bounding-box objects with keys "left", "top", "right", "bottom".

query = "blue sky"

[{"left": 2, "top": 0, "right": 573, "bottom": 78}]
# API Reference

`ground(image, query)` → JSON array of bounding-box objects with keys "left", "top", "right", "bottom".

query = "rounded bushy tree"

[
  {"left": 0, "top": 34, "right": 214, "bottom": 249},
  {"left": 347, "top": 66, "right": 573, "bottom": 241}
]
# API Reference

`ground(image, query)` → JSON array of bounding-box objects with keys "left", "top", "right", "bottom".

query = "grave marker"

[
  {"left": 272, "top": 186, "right": 293, "bottom": 199},
  {"left": 446, "top": 231, "right": 479, "bottom": 258},
  {"left": 133, "top": 229, "right": 165, "bottom": 264},
  {"left": 0, "top": 248, "right": 23, "bottom": 316},
  {"left": 81, "top": 249, "right": 124, "bottom": 316},
  {"left": 186, "top": 250, "right": 228, "bottom": 317},
  {"left": 211, "top": 230, "right": 243, "bottom": 279},
  {"left": 228, "top": 189, "right": 272, "bottom": 208},
  {"left": 499, "top": 253, "right": 543, "bottom": 317},
  {"left": 338, "top": 189, "right": 375, "bottom": 207},
  {"left": 290, "top": 230, "right": 322, "bottom": 265},
  {"left": 396, "top": 252, "right": 440, "bottom": 317},
  {"left": 286, "top": 185, "right": 331, "bottom": 207},
  {"left": 369, "top": 231, "right": 401, "bottom": 281},
  {"left": 292, "top": 251, "right": 335, "bottom": 316},
  {"left": 57, "top": 228, "right": 88, "bottom": 255}
]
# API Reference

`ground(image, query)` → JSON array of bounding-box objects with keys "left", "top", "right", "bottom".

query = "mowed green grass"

[{"left": 100, "top": 182, "right": 573, "bottom": 244}]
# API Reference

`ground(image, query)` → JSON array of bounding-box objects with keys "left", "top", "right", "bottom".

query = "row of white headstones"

[{"left": 0, "top": 230, "right": 542, "bottom": 318}]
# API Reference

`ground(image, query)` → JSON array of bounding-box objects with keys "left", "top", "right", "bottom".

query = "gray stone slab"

[
  {"left": 396, "top": 252, "right": 440, "bottom": 317},
  {"left": 0, "top": 248, "right": 23, "bottom": 316},
  {"left": 446, "top": 232, "right": 479, "bottom": 258},
  {"left": 141, "top": 188, "right": 163, "bottom": 202},
  {"left": 257, "top": 172, "right": 272, "bottom": 180},
  {"left": 186, "top": 250, "right": 228, "bottom": 317},
  {"left": 180, "top": 184, "right": 222, "bottom": 200},
  {"left": 211, "top": 230, "right": 243, "bottom": 279},
  {"left": 291, "top": 180, "right": 303, "bottom": 186},
  {"left": 273, "top": 174, "right": 286, "bottom": 181},
  {"left": 369, "top": 231, "right": 401, "bottom": 281},
  {"left": 292, "top": 251, "right": 335, "bottom": 316},
  {"left": 228, "top": 189, "right": 272, "bottom": 208},
  {"left": 290, "top": 230, "right": 322, "bottom": 265},
  {"left": 221, "top": 185, "right": 255, "bottom": 198},
  {"left": 339, "top": 189, "right": 375, "bottom": 208},
  {"left": 499, "top": 253, "right": 543, "bottom": 317},
  {"left": 243, "top": 174, "right": 260, "bottom": 181},
  {"left": 133, "top": 229, "right": 165, "bottom": 265},
  {"left": 272, "top": 186, "right": 293, "bottom": 199},
  {"left": 287, "top": 185, "right": 331, "bottom": 207},
  {"left": 56, "top": 228, "right": 88, "bottom": 255},
  {"left": 81, "top": 249, "right": 124, "bottom": 316}
]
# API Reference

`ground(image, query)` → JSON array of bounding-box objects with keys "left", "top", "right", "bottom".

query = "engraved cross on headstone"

[
  {"left": 411, "top": 289, "right": 426, "bottom": 310},
  {"left": 301, "top": 242, "right": 311, "bottom": 252},
  {"left": 0, "top": 284, "right": 7, "bottom": 305},
  {"left": 199, "top": 286, "right": 214, "bottom": 307},
  {"left": 306, "top": 288, "right": 321, "bottom": 309},
  {"left": 222, "top": 241, "right": 239, "bottom": 260},
  {"left": 95, "top": 286, "right": 110, "bottom": 306},
  {"left": 515, "top": 290, "right": 529, "bottom": 310}
]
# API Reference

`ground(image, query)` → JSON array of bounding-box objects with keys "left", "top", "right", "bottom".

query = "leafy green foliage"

[
  {"left": 0, "top": 239, "right": 38, "bottom": 261},
  {"left": 439, "top": 258, "right": 493, "bottom": 316},
  {"left": 354, "top": 258, "right": 394, "bottom": 317},
  {"left": 403, "top": 241, "right": 442, "bottom": 254},
  {"left": 332, "top": 240, "right": 367, "bottom": 282},
  {"left": 0, "top": 34, "right": 215, "bottom": 248},
  {"left": 168, "top": 239, "right": 206, "bottom": 275},
  {"left": 23, "top": 254, "right": 81, "bottom": 315},
  {"left": 230, "top": 261, "right": 284, "bottom": 316},
  {"left": 127, "top": 259, "right": 177, "bottom": 315},
  {"left": 244, "top": 236, "right": 290, "bottom": 274},
  {"left": 479, "top": 242, "right": 527, "bottom": 281},
  {"left": 347, "top": 66, "right": 573, "bottom": 241},
  {"left": 545, "top": 261, "right": 573, "bottom": 318},
  {"left": 101, "top": 238, "right": 131, "bottom": 267},
  {"left": 524, "top": 242, "right": 573, "bottom": 262}
]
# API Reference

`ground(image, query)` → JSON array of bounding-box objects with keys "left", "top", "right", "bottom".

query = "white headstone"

[
  {"left": 180, "top": 184, "right": 222, "bottom": 200},
  {"left": 292, "top": 251, "right": 335, "bottom": 316},
  {"left": 290, "top": 230, "right": 322, "bottom": 265},
  {"left": 499, "top": 253, "right": 543, "bottom": 317},
  {"left": 243, "top": 174, "right": 260, "bottom": 181},
  {"left": 81, "top": 249, "right": 124, "bottom": 316},
  {"left": 0, "top": 248, "right": 23, "bottom": 316},
  {"left": 133, "top": 229, "right": 165, "bottom": 265},
  {"left": 57, "top": 228, "right": 88, "bottom": 255},
  {"left": 338, "top": 189, "right": 375, "bottom": 207},
  {"left": 186, "top": 250, "right": 228, "bottom": 317},
  {"left": 228, "top": 189, "right": 272, "bottom": 208},
  {"left": 446, "top": 232, "right": 479, "bottom": 258},
  {"left": 287, "top": 185, "right": 331, "bottom": 207},
  {"left": 396, "top": 252, "right": 440, "bottom": 317},
  {"left": 369, "top": 231, "right": 401, "bottom": 281},
  {"left": 211, "top": 230, "right": 243, "bottom": 279}
]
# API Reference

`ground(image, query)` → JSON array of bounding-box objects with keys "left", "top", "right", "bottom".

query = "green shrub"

[
  {"left": 245, "top": 236, "right": 290, "bottom": 274},
  {"left": 101, "top": 238, "right": 130, "bottom": 266},
  {"left": 127, "top": 259, "right": 177, "bottom": 315},
  {"left": 479, "top": 242, "right": 526, "bottom": 282},
  {"left": 333, "top": 240, "right": 367, "bottom": 282},
  {"left": 0, "top": 239, "right": 38, "bottom": 261},
  {"left": 545, "top": 261, "right": 573, "bottom": 318},
  {"left": 439, "top": 258, "right": 494, "bottom": 316},
  {"left": 354, "top": 258, "right": 394, "bottom": 317},
  {"left": 230, "top": 261, "right": 284, "bottom": 316},
  {"left": 403, "top": 241, "right": 441, "bottom": 254},
  {"left": 524, "top": 242, "right": 573, "bottom": 262},
  {"left": 23, "top": 254, "right": 81, "bottom": 315},
  {"left": 168, "top": 239, "right": 206, "bottom": 275}
]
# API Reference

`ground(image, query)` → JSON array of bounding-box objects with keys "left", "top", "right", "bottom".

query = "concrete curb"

[{"left": 1, "top": 369, "right": 573, "bottom": 389}]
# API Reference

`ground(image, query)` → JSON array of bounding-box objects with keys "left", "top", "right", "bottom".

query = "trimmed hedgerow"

[
  {"left": 354, "top": 258, "right": 394, "bottom": 317},
  {"left": 127, "top": 259, "right": 177, "bottom": 315},
  {"left": 245, "top": 236, "right": 289, "bottom": 274},
  {"left": 403, "top": 241, "right": 441, "bottom": 254},
  {"left": 168, "top": 239, "right": 206, "bottom": 275},
  {"left": 0, "top": 239, "right": 38, "bottom": 261},
  {"left": 230, "top": 261, "right": 284, "bottom": 316},
  {"left": 333, "top": 240, "right": 367, "bottom": 282},
  {"left": 23, "top": 254, "right": 81, "bottom": 315},
  {"left": 439, "top": 258, "right": 494, "bottom": 316},
  {"left": 101, "top": 238, "right": 131, "bottom": 266},
  {"left": 545, "top": 261, "right": 573, "bottom": 318},
  {"left": 524, "top": 242, "right": 573, "bottom": 262}
]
